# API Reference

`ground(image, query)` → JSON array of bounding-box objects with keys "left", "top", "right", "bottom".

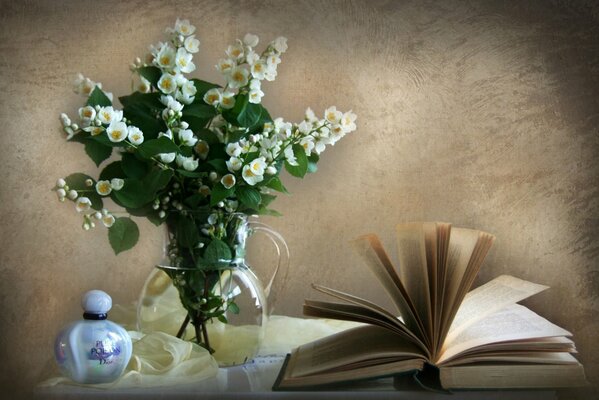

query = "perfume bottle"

[{"left": 54, "top": 290, "right": 132, "bottom": 384}]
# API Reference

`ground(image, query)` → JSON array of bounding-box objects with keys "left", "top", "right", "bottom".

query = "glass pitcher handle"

[{"left": 248, "top": 221, "right": 290, "bottom": 314}]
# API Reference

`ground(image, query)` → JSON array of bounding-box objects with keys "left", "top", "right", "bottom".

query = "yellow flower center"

[
  {"left": 233, "top": 71, "right": 244, "bottom": 82},
  {"left": 111, "top": 130, "right": 122, "bottom": 140},
  {"left": 160, "top": 56, "right": 171, "bottom": 65}
]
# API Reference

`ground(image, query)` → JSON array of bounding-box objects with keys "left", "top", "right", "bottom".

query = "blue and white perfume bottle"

[{"left": 54, "top": 290, "right": 132, "bottom": 384}]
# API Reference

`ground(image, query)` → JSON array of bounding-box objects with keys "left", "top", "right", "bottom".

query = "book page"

[
  {"left": 396, "top": 223, "right": 432, "bottom": 347},
  {"left": 351, "top": 234, "right": 423, "bottom": 338},
  {"left": 288, "top": 325, "right": 426, "bottom": 378},
  {"left": 438, "top": 304, "right": 572, "bottom": 365},
  {"left": 436, "top": 229, "right": 495, "bottom": 355},
  {"left": 445, "top": 275, "right": 549, "bottom": 343}
]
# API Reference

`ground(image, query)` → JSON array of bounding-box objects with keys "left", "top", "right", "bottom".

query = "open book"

[{"left": 274, "top": 222, "right": 586, "bottom": 391}]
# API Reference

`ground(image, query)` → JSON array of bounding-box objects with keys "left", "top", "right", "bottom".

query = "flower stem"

[{"left": 176, "top": 314, "right": 191, "bottom": 338}]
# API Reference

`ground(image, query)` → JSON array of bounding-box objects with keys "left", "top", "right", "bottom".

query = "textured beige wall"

[{"left": 1, "top": 0, "right": 598, "bottom": 398}]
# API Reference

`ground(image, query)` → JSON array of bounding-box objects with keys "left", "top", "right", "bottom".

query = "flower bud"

[
  {"left": 56, "top": 188, "right": 66, "bottom": 199},
  {"left": 67, "top": 190, "right": 78, "bottom": 200},
  {"left": 168, "top": 109, "right": 174, "bottom": 117},
  {"left": 85, "top": 179, "right": 93, "bottom": 187},
  {"left": 217, "top": 201, "right": 224, "bottom": 208},
  {"left": 94, "top": 212, "right": 102, "bottom": 220},
  {"left": 56, "top": 178, "right": 66, "bottom": 188},
  {"left": 266, "top": 166, "right": 277, "bottom": 175},
  {"left": 158, "top": 210, "right": 166, "bottom": 218},
  {"left": 209, "top": 172, "right": 218, "bottom": 181},
  {"left": 71, "top": 123, "right": 79, "bottom": 131}
]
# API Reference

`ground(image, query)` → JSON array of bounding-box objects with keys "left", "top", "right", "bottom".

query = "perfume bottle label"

[{"left": 89, "top": 340, "right": 122, "bottom": 365}]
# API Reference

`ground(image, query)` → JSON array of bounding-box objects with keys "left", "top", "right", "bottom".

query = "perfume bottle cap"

[{"left": 81, "top": 290, "right": 112, "bottom": 320}]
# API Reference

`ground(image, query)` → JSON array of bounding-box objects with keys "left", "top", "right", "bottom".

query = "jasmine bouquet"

[{"left": 54, "top": 19, "right": 357, "bottom": 351}]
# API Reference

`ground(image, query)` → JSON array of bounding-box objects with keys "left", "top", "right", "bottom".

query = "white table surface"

[{"left": 35, "top": 355, "right": 557, "bottom": 400}]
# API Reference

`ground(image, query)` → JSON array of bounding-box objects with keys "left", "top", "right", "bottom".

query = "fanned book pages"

[{"left": 273, "top": 222, "right": 587, "bottom": 391}]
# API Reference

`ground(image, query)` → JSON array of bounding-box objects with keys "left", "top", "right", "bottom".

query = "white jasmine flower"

[
  {"left": 226, "top": 142, "right": 242, "bottom": 157},
  {"left": 158, "top": 73, "right": 177, "bottom": 94},
  {"left": 181, "top": 80, "right": 197, "bottom": 98},
  {"left": 184, "top": 35, "right": 200, "bottom": 53},
  {"left": 227, "top": 66, "right": 249, "bottom": 89},
  {"left": 195, "top": 140, "right": 209, "bottom": 160},
  {"left": 216, "top": 58, "right": 235, "bottom": 74},
  {"left": 220, "top": 91, "right": 236, "bottom": 109},
  {"left": 298, "top": 120, "right": 312, "bottom": 135},
  {"left": 324, "top": 106, "right": 342, "bottom": 124},
  {"left": 167, "top": 97, "right": 183, "bottom": 112},
  {"left": 284, "top": 146, "right": 298, "bottom": 165},
  {"left": 264, "top": 67, "right": 278, "bottom": 82},
  {"left": 97, "top": 106, "right": 118, "bottom": 125},
  {"left": 305, "top": 107, "right": 317, "bottom": 123},
  {"left": 176, "top": 154, "right": 199, "bottom": 171},
  {"left": 314, "top": 139, "right": 327, "bottom": 155},
  {"left": 272, "top": 36, "right": 288, "bottom": 53},
  {"left": 300, "top": 136, "right": 315, "bottom": 155},
  {"left": 175, "top": 18, "right": 195, "bottom": 36},
  {"left": 67, "top": 190, "right": 78, "bottom": 200},
  {"left": 60, "top": 113, "right": 71, "bottom": 127},
  {"left": 266, "top": 54, "right": 281, "bottom": 67},
  {"left": 248, "top": 88, "right": 264, "bottom": 104},
  {"left": 226, "top": 157, "right": 242, "bottom": 172},
  {"left": 74, "top": 75, "right": 98, "bottom": 96},
  {"left": 203, "top": 88, "right": 222, "bottom": 106},
  {"left": 127, "top": 126, "right": 144, "bottom": 145},
  {"left": 243, "top": 33, "right": 259, "bottom": 48},
  {"left": 341, "top": 110, "right": 357, "bottom": 132},
  {"left": 82, "top": 126, "right": 104, "bottom": 136},
  {"left": 242, "top": 158, "right": 266, "bottom": 185},
  {"left": 221, "top": 174, "right": 236, "bottom": 189},
  {"left": 106, "top": 121, "right": 128, "bottom": 142},
  {"left": 138, "top": 77, "right": 151, "bottom": 93},
  {"left": 75, "top": 197, "right": 92, "bottom": 212},
  {"left": 178, "top": 129, "right": 198, "bottom": 146},
  {"left": 245, "top": 49, "right": 260, "bottom": 65},
  {"left": 175, "top": 48, "right": 195, "bottom": 74},
  {"left": 56, "top": 188, "right": 66, "bottom": 200},
  {"left": 156, "top": 44, "right": 176, "bottom": 69},
  {"left": 78, "top": 106, "right": 96, "bottom": 124},
  {"left": 250, "top": 60, "right": 268, "bottom": 80},
  {"left": 159, "top": 129, "right": 173, "bottom": 140},
  {"left": 102, "top": 214, "right": 116, "bottom": 228},
  {"left": 95, "top": 180, "right": 112, "bottom": 196},
  {"left": 110, "top": 178, "right": 124, "bottom": 191},
  {"left": 226, "top": 41, "right": 244, "bottom": 60},
  {"left": 199, "top": 185, "right": 211, "bottom": 196},
  {"left": 159, "top": 152, "right": 176, "bottom": 163},
  {"left": 330, "top": 123, "right": 345, "bottom": 138}
]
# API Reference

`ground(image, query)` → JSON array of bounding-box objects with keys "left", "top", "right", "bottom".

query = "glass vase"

[{"left": 137, "top": 212, "right": 288, "bottom": 366}]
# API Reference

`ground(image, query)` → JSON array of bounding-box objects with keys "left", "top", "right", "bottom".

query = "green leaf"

[
  {"left": 260, "top": 193, "right": 277, "bottom": 207},
  {"left": 182, "top": 103, "right": 217, "bottom": 131},
  {"left": 227, "top": 129, "right": 247, "bottom": 143},
  {"left": 176, "top": 215, "right": 199, "bottom": 248},
  {"left": 196, "top": 128, "right": 220, "bottom": 145},
  {"left": 121, "top": 153, "right": 148, "bottom": 179},
  {"left": 86, "top": 86, "right": 112, "bottom": 107},
  {"left": 177, "top": 169, "right": 204, "bottom": 178},
  {"left": 99, "top": 161, "right": 125, "bottom": 181},
  {"left": 119, "top": 92, "right": 162, "bottom": 109},
  {"left": 228, "top": 302, "right": 240, "bottom": 314},
  {"left": 143, "top": 168, "right": 173, "bottom": 193},
  {"left": 265, "top": 176, "right": 289, "bottom": 194},
  {"left": 137, "top": 137, "right": 180, "bottom": 159},
  {"left": 191, "top": 79, "right": 220, "bottom": 101},
  {"left": 258, "top": 208, "right": 283, "bottom": 217},
  {"left": 222, "top": 94, "right": 262, "bottom": 128},
  {"left": 108, "top": 217, "right": 139, "bottom": 254},
  {"left": 137, "top": 66, "right": 162, "bottom": 88},
  {"left": 113, "top": 179, "right": 155, "bottom": 208},
  {"left": 64, "top": 173, "right": 103, "bottom": 210},
  {"left": 210, "top": 183, "right": 234, "bottom": 206},
  {"left": 84, "top": 139, "right": 112, "bottom": 167},
  {"left": 217, "top": 315, "right": 228, "bottom": 324},
  {"left": 237, "top": 186, "right": 262, "bottom": 210},
  {"left": 284, "top": 144, "right": 309, "bottom": 178},
  {"left": 122, "top": 101, "right": 164, "bottom": 140},
  {"left": 207, "top": 159, "right": 228, "bottom": 175},
  {"left": 202, "top": 239, "right": 232, "bottom": 266},
  {"left": 126, "top": 204, "right": 162, "bottom": 227},
  {"left": 307, "top": 153, "right": 319, "bottom": 173}
]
